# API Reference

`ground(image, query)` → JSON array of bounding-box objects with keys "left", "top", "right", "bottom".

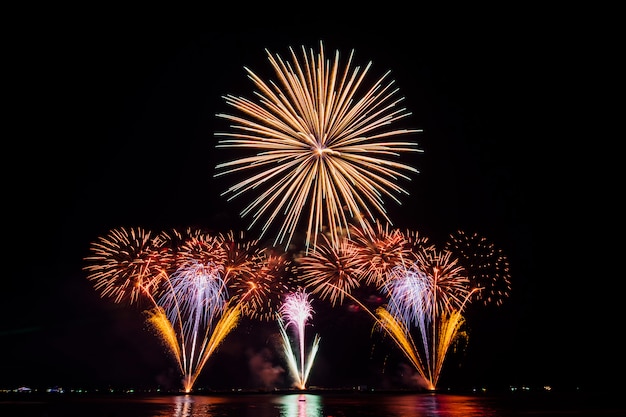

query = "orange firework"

[
  {"left": 166, "top": 227, "right": 228, "bottom": 272},
  {"left": 348, "top": 220, "right": 412, "bottom": 289},
  {"left": 296, "top": 232, "right": 364, "bottom": 306},
  {"left": 231, "top": 246, "right": 295, "bottom": 322},
  {"left": 83, "top": 226, "right": 173, "bottom": 305}
]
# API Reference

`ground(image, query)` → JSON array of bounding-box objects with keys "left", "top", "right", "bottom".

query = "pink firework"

[{"left": 278, "top": 288, "right": 321, "bottom": 389}]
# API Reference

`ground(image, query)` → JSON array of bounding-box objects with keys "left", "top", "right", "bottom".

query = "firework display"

[
  {"left": 84, "top": 43, "right": 512, "bottom": 393},
  {"left": 84, "top": 227, "right": 293, "bottom": 392},
  {"left": 294, "top": 225, "right": 506, "bottom": 391}
]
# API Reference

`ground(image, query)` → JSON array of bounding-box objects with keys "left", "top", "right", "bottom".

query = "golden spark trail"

[
  {"left": 183, "top": 303, "right": 241, "bottom": 393},
  {"left": 145, "top": 307, "right": 183, "bottom": 372}
]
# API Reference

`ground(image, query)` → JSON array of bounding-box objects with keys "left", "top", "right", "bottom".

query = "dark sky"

[{"left": 4, "top": 15, "right": 620, "bottom": 393}]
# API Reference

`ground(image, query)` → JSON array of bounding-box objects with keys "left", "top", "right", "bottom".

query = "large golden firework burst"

[{"left": 215, "top": 41, "right": 422, "bottom": 253}]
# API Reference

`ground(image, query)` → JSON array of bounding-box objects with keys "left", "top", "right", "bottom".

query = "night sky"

[{"left": 4, "top": 15, "right": 620, "bottom": 393}]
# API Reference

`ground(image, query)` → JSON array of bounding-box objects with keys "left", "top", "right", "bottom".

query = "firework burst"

[
  {"left": 83, "top": 227, "right": 172, "bottom": 305},
  {"left": 218, "top": 230, "right": 259, "bottom": 281},
  {"left": 169, "top": 228, "right": 228, "bottom": 272},
  {"left": 410, "top": 247, "right": 474, "bottom": 315},
  {"left": 232, "top": 247, "right": 295, "bottom": 321},
  {"left": 402, "top": 228, "right": 434, "bottom": 253},
  {"left": 445, "top": 230, "right": 512, "bottom": 307},
  {"left": 348, "top": 220, "right": 412, "bottom": 289},
  {"left": 296, "top": 232, "right": 363, "bottom": 306},
  {"left": 215, "top": 41, "right": 422, "bottom": 252}
]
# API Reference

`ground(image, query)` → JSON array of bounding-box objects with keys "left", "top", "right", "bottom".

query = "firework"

[
  {"left": 348, "top": 220, "right": 412, "bottom": 288},
  {"left": 232, "top": 247, "right": 295, "bottom": 321},
  {"left": 445, "top": 230, "right": 512, "bottom": 307},
  {"left": 289, "top": 225, "right": 510, "bottom": 390},
  {"left": 378, "top": 248, "right": 475, "bottom": 390},
  {"left": 148, "top": 298, "right": 242, "bottom": 393},
  {"left": 293, "top": 225, "right": 480, "bottom": 391},
  {"left": 277, "top": 289, "right": 321, "bottom": 390},
  {"left": 149, "top": 258, "right": 240, "bottom": 393},
  {"left": 215, "top": 41, "right": 422, "bottom": 252},
  {"left": 83, "top": 227, "right": 172, "bottom": 305},
  {"left": 218, "top": 230, "right": 259, "bottom": 281},
  {"left": 410, "top": 248, "right": 473, "bottom": 315},
  {"left": 85, "top": 227, "right": 277, "bottom": 392},
  {"left": 296, "top": 232, "right": 363, "bottom": 306},
  {"left": 402, "top": 228, "right": 434, "bottom": 253},
  {"left": 170, "top": 228, "right": 228, "bottom": 272},
  {"left": 158, "top": 262, "right": 227, "bottom": 338}
]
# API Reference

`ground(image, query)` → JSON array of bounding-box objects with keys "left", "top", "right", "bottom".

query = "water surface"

[{"left": 1, "top": 390, "right": 622, "bottom": 417}]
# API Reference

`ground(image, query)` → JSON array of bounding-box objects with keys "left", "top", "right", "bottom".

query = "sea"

[{"left": 1, "top": 390, "right": 624, "bottom": 417}]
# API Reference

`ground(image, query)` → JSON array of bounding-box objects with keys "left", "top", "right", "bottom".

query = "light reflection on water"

[
  {"left": 274, "top": 394, "right": 323, "bottom": 417},
  {"left": 157, "top": 393, "right": 325, "bottom": 417},
  {"left": 383, "top": 393, "right": 498, "bottom": 416},
  {"left": 3, "top": 391, "right": 623, "bottom": 416},
  {"left": 155, "top": 392, "right": 496, "bottom": 417}
]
